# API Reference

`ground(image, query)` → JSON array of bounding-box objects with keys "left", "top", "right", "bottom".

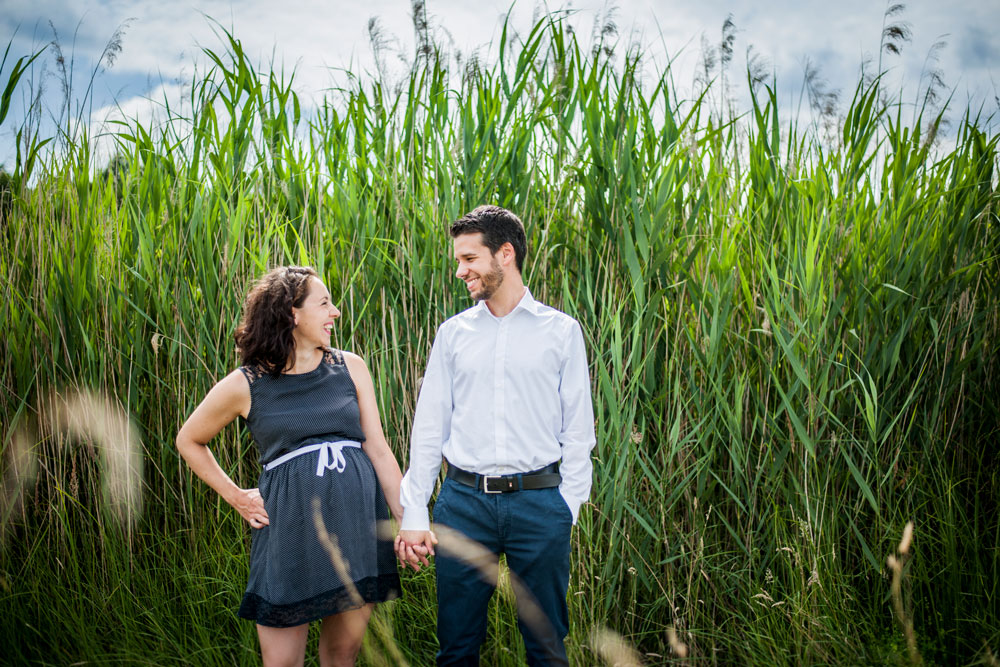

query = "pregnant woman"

[{"left": 176, "top": 265, "right": 403, "bottom": 666}]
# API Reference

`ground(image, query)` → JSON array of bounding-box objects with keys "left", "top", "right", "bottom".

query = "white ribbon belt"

[{"left": 263, "top": 440, "right": 362, "bottom": 476}]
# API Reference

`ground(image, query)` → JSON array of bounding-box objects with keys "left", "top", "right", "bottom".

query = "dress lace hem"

[{"left": 238, "top": 573, "right": 402, "bottom": 627}]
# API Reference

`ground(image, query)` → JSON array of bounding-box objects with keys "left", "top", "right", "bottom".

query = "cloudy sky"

[{"left": 2, "top": 0, "right": 998, "bottom": 167}]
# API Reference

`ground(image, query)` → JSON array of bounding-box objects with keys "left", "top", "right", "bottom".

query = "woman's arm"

[
  {"left": 343, "top": 352, "right": 404, "bottom": 524},
  {"left": 175, "top": 369, "right": 268, "bottom": 528}
]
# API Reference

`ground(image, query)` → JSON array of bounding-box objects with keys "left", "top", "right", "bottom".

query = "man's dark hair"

[{"left": 450, "top": 205, "right": 527, "bottom": 272}]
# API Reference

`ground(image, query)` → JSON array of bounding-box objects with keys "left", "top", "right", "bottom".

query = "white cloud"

[{"left": 78, "top": 81, "right": 185, "bottom": 165}]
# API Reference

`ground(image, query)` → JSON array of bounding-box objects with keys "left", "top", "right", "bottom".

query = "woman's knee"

[
  {"left": 319, "top": 640, "right": 362, "bottom": 667},
  {"left": 318, "top": 605, "right": 373, "bottom": 667}
]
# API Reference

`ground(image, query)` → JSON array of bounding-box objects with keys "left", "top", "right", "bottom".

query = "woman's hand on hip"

[{"left": 231, "top": 488, "right": 270, "bottom": 529}]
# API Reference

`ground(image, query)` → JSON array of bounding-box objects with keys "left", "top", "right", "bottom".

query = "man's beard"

[{"left": 471, "top": 259, "right": 504, "bottom": 300}]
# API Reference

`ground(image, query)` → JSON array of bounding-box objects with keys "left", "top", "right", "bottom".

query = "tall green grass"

[{"left": 1, "top": 15, "right": 998, "bottom": 665}]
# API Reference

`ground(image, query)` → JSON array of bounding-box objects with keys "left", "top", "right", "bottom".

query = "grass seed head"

[
  {"left": 1, "top": 426, "right": 39, "bottom": 540},
  {"left": 590, "top": 626, "right": 644, "bottom": 665},
  {"left": 46, "top": 389, "right": 144, "bottom": 525},
  {"left": 667, "top": 626, "right": 689, "bottom": 658},
  {"left": 898, "top": 521, "right": 913, "bottom": 555}
]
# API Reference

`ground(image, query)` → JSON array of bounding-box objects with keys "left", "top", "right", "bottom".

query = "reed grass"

[{"left": 1, "top": 12, "right": 998, "bottom": 665}]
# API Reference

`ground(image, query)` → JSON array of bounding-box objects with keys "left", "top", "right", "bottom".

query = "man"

[{"left": 396, "top": 205, "right": 596, "bottom": 666}]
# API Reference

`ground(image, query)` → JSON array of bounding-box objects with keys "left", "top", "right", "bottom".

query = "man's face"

[{"left": 453, "top": 233, "right": 504, "bottom": 301}]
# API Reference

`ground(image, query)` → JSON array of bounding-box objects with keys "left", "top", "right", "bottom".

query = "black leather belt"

[{"left": 446, "top": 461, "right": 561, "bottom": 494}]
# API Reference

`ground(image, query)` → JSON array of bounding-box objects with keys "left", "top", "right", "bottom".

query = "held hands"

[
  {"left": 231, "top": 488, "right": 269, "bottom": 529},
  {"left": 395, "top": 529, "right": 438, "bottom": 571}
]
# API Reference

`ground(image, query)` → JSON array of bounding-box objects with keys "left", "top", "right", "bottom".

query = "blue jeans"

[{"left": 433, "top": 477, "right": 573, "bottom": 666}]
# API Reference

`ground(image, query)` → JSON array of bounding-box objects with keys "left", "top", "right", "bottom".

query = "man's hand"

[{"left": 395, "top": 529, "right": 438, "bottom": 571}]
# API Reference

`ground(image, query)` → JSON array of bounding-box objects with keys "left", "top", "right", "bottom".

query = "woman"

[{"left": 176, "top": 265, "right": 403, "bottom": 666}]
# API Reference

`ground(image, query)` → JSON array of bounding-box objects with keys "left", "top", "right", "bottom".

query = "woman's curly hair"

[{"left": 234, "top": 266, "right": 318, "bottom": 376}]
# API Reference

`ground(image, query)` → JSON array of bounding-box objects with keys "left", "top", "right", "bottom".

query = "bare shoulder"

[
  {"left": 207, "top": 369, "right": 251, "bottom": 415},
  {"left": 340, "top": 351, "right": 376, "bottom": 394},
  {"left": 341, "top": 350, "right": 370, "bottom": 375},
  {"left": 340, "top": 349, "right": 364, "bottom": 366},
  {"left": 178, "top": 368, "right": 252, "bottom": 438}
]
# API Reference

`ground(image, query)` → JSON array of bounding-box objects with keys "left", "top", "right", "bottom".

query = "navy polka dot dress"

[{"left": 236, "top": 348, "right": 401, "bottom": 627}]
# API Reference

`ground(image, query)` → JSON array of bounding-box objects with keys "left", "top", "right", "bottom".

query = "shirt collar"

[
  {"left": 516, "top": 287, "right": 541, "bottom": 315},
  {"left": 475, "top": 286, "right": 540, "bottom": 319}
]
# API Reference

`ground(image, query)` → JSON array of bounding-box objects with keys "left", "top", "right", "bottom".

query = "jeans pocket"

[
  {"left": 552, "top": 488, "right": 573, "bottom": 524},
  {"left": 432, "top": 479, "right": 453, "bottom": 521}
]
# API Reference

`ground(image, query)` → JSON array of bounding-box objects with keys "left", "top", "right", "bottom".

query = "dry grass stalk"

[
  {"left": 497, "top": 558, "right": 516, "bottom": 607},
  {"left": 361, "top": 602, "right": 410, "bottom": 667},
  {"left": 46, "top": 389, "right": 143, "bottom": 526},
  {"left": 887, "top": 520, "right": 922, "bottom": 666},
  {"left": 311, "top": 496, "right": 364, "bottom": 607},
  {"left": 589, "top": 626, "right": 644, "bottom": 666},
  {"left": 432, "top": 523, "right": 557, "bottom": 650}
]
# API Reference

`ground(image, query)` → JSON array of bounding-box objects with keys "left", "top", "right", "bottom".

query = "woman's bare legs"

[
  {"left": 318, "top": 604, "right": 374, "bottom": 667},
  {"left": 255, "top": 604, "right": 373, "bottom": 667},
  {"left": 257, "top": 623, "right": 310, "bottom": 667}
]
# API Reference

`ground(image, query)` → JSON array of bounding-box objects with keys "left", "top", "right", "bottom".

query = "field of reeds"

[{"left": 1, "top": 12, "right": 998, "bottom": 666}]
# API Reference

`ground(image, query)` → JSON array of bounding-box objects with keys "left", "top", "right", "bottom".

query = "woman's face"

[{"left": 292, "top": 277, "right": 341, "bottom": 348}]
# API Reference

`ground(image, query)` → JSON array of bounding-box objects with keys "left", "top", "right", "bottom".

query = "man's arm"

[
  {"left": 557, "top": 320, "right": 596, "bottom": 523},
  {"left": 397, "top": 324, "right": 453, "bottom": 566}
]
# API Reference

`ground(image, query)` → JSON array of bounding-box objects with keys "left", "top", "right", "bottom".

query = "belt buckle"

[{"left": 483, "top": 475, "right": 503, "bottom": 493}]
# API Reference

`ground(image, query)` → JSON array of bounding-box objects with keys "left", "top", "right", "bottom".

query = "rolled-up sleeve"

[
  {"left": 399, "top": 325, "right": 453, "bottom": 531},
  {"left": 557, "top": 320, "right": 596, "bottom": 523}
]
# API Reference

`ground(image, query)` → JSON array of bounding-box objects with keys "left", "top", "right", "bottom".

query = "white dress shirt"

[{"left": 400, "top": 288, "right": 596, "bottom": 531}]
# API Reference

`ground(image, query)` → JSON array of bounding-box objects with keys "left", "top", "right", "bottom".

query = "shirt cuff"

[{"left": 401, "top": 505, "right": 431, "bottom": 531}]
